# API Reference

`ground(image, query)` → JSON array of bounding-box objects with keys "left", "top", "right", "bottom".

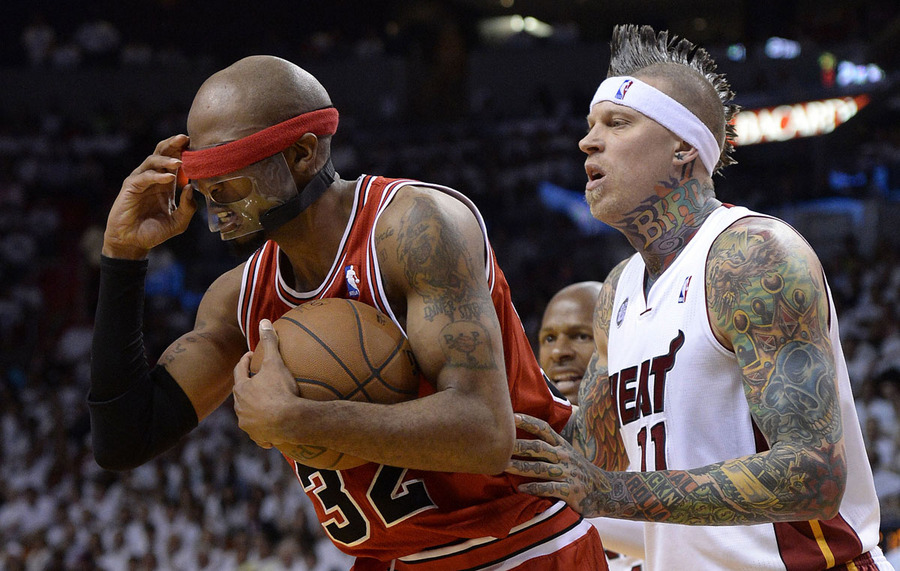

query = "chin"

[
  {"left": 588, "top": 201, "right": 614, "bottom": 225},
  {"left": 225, "top": 232, "right": 267, "bottom": 258}
]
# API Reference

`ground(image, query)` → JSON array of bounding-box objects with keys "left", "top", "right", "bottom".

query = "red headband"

[{"left": 181, "top": 107, "right": 339, "bottom": 179}]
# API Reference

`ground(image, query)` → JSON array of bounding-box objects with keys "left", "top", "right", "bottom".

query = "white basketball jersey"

[{"left": 606, "top": 205, "right": 889, "bottom": 570}]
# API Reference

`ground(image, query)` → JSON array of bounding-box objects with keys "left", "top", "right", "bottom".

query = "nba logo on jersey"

[
  {"left": 616, "top": 297, "right": 628, "bottom": 327},
  {"left": 678, "top": 276, "right": 692, "bottom": 303},
  {"left": 615, "top": 79, "right": 633, "bottom": 100},
  {"left": 345, "top": 265, "right": 361, "bottom": 298}
]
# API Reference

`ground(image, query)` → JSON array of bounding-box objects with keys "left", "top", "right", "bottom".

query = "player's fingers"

[
  {"left": 171, "top": 183, "right": 197, "bottom": 227},
  {"left": 258, "top": 319, "right": 281, "bottom": 360},
  {"left": 505, "top": 458, "right": 567, "bottom": 480},
  {"left": 515, "top": 413, "right": 565, "bottom": 445},
  {"left": 129, "top": 154, "right": 182, "bottom": 179},
  {"left": 233, "top": 351, "right": 253, "bottom": 384},
  {"left": 516, "top": 480, "right": 569, "bottom": 502},
  {"left": 511, "top": 437, "right": 559, "bottom": 462},
  {"left": 125, "top": 168, "right": 178, "bottom": 194},
  {"left": 153, "top": 134, "right": 190, "bottom": 157}
]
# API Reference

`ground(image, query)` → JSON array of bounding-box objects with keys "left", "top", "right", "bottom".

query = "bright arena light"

[
  {"left": 733, "top": 95, "right": 871, "bottom": 146},
  {"left": 478, "top": 15, "right": 555, "bottom": 42}
]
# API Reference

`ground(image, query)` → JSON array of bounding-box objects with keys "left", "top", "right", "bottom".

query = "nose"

[
  {"left": 550, "top": 338, "right": 575, "bottom": 362},
  {"left": 578, "top": 125, "right": 602, "bottom": 155}
]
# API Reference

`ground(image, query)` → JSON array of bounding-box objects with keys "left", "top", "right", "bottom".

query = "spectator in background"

[{"left": 20, "top": 13, "right": 56, "bottom": 67}]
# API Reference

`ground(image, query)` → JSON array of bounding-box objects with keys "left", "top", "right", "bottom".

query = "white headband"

[{"left": 589, "top": 76, "right": 721, "bottom": 175}]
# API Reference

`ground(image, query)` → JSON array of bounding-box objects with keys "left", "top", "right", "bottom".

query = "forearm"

[
  {"left": 582, "top": 443, "right": 845, "bottom": 524},
  {"left": 89, "top": 255, "right": 197, "bottom": 470},
  {"left": 90, "top": 256, "right": 150, "bottom": 401},
  {"left": 277, "top": 391, "right": 514, "bottom": 474},
  {"left": 571, "top": 355, "right": 628, "bottom": 471}
]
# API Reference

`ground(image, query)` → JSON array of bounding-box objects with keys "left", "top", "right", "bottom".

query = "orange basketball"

[{"left": 250, "top": 298, "right": 420, "bottom": 470}]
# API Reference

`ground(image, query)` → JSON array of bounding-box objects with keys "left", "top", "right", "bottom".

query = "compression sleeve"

[{"left": 88, "top": 255, "right": 198, "bottom": 471}]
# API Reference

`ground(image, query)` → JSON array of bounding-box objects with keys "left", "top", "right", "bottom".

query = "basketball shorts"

[{"left": 351, "top": 501, "right": 608, "bottom": 571}]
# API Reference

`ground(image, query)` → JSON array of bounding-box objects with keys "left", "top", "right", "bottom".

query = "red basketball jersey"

[{"left": 237, "top": 175, "right": 581, "bottom": 565}]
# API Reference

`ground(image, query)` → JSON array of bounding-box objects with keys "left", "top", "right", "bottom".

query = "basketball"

[{"left": 250, "top": 298, "right": 420, "bottom": 470}]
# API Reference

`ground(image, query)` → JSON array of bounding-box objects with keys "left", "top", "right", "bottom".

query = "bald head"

[
  {"left": 546, "top": 281, "right": 603, "bottom": 314},
  {"left": 187, "top": 55, "right": 333, "bottom": 148},
  {"left": 539, "top": 281, "right": 603, "bottom": 404}
]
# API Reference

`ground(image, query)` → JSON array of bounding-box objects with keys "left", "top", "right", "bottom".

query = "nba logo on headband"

[{"left": 615, "top": 80, "right": 633, "bottom": 100}]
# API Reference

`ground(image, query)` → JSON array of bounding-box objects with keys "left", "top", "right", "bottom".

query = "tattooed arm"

[
  {"left": 367, "top": 187, "right": 515, "bottom": 473},
  {"left": 565, "top": 259, "right": 629, "bottom": 471},
  {"left": 237, "top": 187, "right": 514, "bottom": 474},
  {"left": 160, "top": 265, "right": 249, "bottom": 419},
  {"left": 509, "top": 218, "right": 846, "bottom": 524}
]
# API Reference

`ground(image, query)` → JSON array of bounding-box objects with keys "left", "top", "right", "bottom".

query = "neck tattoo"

[{"left": 618, "top": 175, "right": 718, "bottom": 277}]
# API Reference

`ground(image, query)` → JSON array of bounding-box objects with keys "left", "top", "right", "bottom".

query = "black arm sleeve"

[{"left": 88, "top": 255, "right": 198, "bottom": 471}]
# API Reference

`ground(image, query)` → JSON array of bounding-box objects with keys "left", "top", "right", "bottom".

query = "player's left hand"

[
  {"left": 505, "top": 413, "right": 611, "bottom": 516},
  {"left": 233, "top": 319, "right": 302, "bottom": 449}
]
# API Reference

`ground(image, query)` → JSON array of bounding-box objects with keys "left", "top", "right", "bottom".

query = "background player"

[
  {"left": 507, "top": 24, "right": 892, "bottom": 570},
  {"left": 538, "top": 280, "right": 602, "bottom": 405},
  {"left": 89, "top": 54, "right": 605, "bottom": 569},
  {"left": 538, "top": 281, "right": 644, "bottom": 569}
]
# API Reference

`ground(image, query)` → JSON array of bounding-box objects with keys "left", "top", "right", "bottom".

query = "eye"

[
  {"left": 208, "top": 185, "right": 226, "bottom": 203},
  {"left": 540, "top": 334, "right": 557, "bottom": 345},
  {"left": 576, "top": 333, "right": 594, "bottom": 342}
]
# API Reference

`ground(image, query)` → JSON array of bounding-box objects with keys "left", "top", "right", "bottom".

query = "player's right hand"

[
  {"left": 102, "top": 134, "right": 197, "bottom": 260},
  {"left": 506, "top": 413, "right": 611, "bottom": 518}
]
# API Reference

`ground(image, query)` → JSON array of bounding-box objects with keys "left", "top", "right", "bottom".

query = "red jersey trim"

[
  {"left": 238, "top": 241, "right": 269, "bottom": 341},
  {"left": 394, "top": 501, "right": 591, "bottom": 570}
]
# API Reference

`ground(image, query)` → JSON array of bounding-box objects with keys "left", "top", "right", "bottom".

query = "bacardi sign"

[{"left": 733, "top": 95, "right": 870, "bottom": 146}]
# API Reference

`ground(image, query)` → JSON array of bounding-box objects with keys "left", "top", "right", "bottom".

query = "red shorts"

[{"left": 352, "top": 502, "right": 608, "bottom": 571}]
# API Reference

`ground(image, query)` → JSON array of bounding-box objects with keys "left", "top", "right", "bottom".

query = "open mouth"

[
  {"left": 549, "top": 370, "right": 583, "bottom": 382},
  {"left": 214, "top": 210, "right": 241, "bottom": 233},
  {"left": 586, "top": 164, "right": 606, "bottom": 182}
]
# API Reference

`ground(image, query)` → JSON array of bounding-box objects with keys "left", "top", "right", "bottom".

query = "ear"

[
  {"left": 284, "top": 133, "right": 320, "bottom": 177},
  {"left": 673, "top": 141, "right": 700, "bottom": 168}
]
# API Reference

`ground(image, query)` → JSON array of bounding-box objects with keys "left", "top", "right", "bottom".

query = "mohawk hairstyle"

[{"left": 608, "top": 24, "right": 740, "bottom": 173}]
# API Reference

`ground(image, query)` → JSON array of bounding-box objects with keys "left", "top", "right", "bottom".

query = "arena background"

[{"left": 0, "top": 1, "right": 899, "bottom": 569}]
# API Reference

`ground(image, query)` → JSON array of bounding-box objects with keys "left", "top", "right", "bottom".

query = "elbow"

[
  {"left": 478, "top": 415, "right": 516, "bottom": 475},
  {"left": 91, "top": 434, "right": 147, "bottom": 472},
  {"left": 803, "top": 449, "right": 847, "bottom": 521},
  {"left": 92, "top": 450, "right": 137, "bottom": 472},
  {"left": 820, "top": 454, "right": 848, "bottom": 520},
  {"left": 486, "top": 437, "right": 516, "bottom": 475}
]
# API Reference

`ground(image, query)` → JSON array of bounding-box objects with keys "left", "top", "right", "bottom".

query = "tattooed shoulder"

[
  {"left": 706, "top": 217, "right": 829, "bottom": 362},
  {"left": 594, "top": 258, "right": 630, "bottom": 337},
  {"left": 392, "top": 189, "right": 491, "bottom": 324}
]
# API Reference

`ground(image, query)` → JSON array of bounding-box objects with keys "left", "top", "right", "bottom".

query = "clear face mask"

[{"left": 190, "top": 153, "right": 297, "bottom": 241}]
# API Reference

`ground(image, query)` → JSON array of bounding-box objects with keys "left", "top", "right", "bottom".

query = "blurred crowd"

[{"left": 2, "top": 2, "right": 900, "bottom": 570}]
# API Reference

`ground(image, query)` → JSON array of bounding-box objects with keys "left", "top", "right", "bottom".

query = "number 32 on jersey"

[{"left": 295, "top": 463, "right": 437, "bottom": 546}]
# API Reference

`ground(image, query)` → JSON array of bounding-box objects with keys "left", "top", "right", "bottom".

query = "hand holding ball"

[{"left": 249, "top": 298, "right": 420, "bottom": 470}]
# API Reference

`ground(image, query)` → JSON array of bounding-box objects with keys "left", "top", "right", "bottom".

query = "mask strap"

[{"left": 260, "top": 158, "right": 335, "bottom": 232}]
